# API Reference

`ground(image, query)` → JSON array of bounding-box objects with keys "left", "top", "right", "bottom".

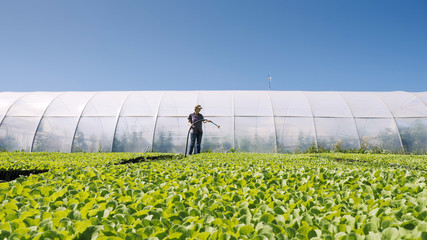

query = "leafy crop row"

[
  {"left": 0, "top": 153, "right": 426, "bottom": 239},
  {"left": 318, "top": 153, "right": 427, "bottom": 171},
  {"left": 0, "top": 152, "right": 174, "bottom": 171}
]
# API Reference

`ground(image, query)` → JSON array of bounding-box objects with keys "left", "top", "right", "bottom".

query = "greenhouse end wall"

[{"left": 0, "top": 91, "right": 426, "bottom": 153}]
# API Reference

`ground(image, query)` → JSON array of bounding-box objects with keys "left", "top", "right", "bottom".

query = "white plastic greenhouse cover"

[{"left": 0, "top": 91, "right": 426, "bottom": 153}]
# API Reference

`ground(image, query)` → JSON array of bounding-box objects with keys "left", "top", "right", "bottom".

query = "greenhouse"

[{"left": 0, "top": 91, "right": 426, "bottom": 153}]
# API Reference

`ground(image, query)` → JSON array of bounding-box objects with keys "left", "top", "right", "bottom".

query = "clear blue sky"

[{"left": 1, "top": 1, "right": 426, "bottom": 92}]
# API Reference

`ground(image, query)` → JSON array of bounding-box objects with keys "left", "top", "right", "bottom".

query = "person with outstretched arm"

[{"left": 187, "top": 105, "right": 211, "bottom": 155}]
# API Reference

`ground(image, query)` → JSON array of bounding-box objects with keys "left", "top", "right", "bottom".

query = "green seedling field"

[{"left": 0, "top": 152, "right": 426, "bottom": 239}]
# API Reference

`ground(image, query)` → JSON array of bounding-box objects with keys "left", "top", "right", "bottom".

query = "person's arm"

[
  {"left": 188, "top": 114, "right": 192, "bottom": 126},
  {"left": 202, "top": 115, "right": 211, "bottom": 123}
]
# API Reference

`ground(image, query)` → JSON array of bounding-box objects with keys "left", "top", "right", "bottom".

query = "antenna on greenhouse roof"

[{"left": 268, "top": 74, "right": 272, "bottom": 91}]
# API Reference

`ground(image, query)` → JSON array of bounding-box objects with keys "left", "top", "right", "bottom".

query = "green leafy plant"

[{"left": 0, "top": 152, "right": 426, "bottom": 239}]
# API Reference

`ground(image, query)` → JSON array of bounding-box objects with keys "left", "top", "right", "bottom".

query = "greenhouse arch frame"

[{"left": 0, "top": 91, "right": 426, "bottom": 153}]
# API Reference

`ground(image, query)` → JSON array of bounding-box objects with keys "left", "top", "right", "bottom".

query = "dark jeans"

[{"left": 188, "top": 132, "right": 203, "bottom": 154}]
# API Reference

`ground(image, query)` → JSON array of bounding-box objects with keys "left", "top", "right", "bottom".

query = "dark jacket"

[{"left": 188, "top": 113, "right": 204, "bottom": 133}]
